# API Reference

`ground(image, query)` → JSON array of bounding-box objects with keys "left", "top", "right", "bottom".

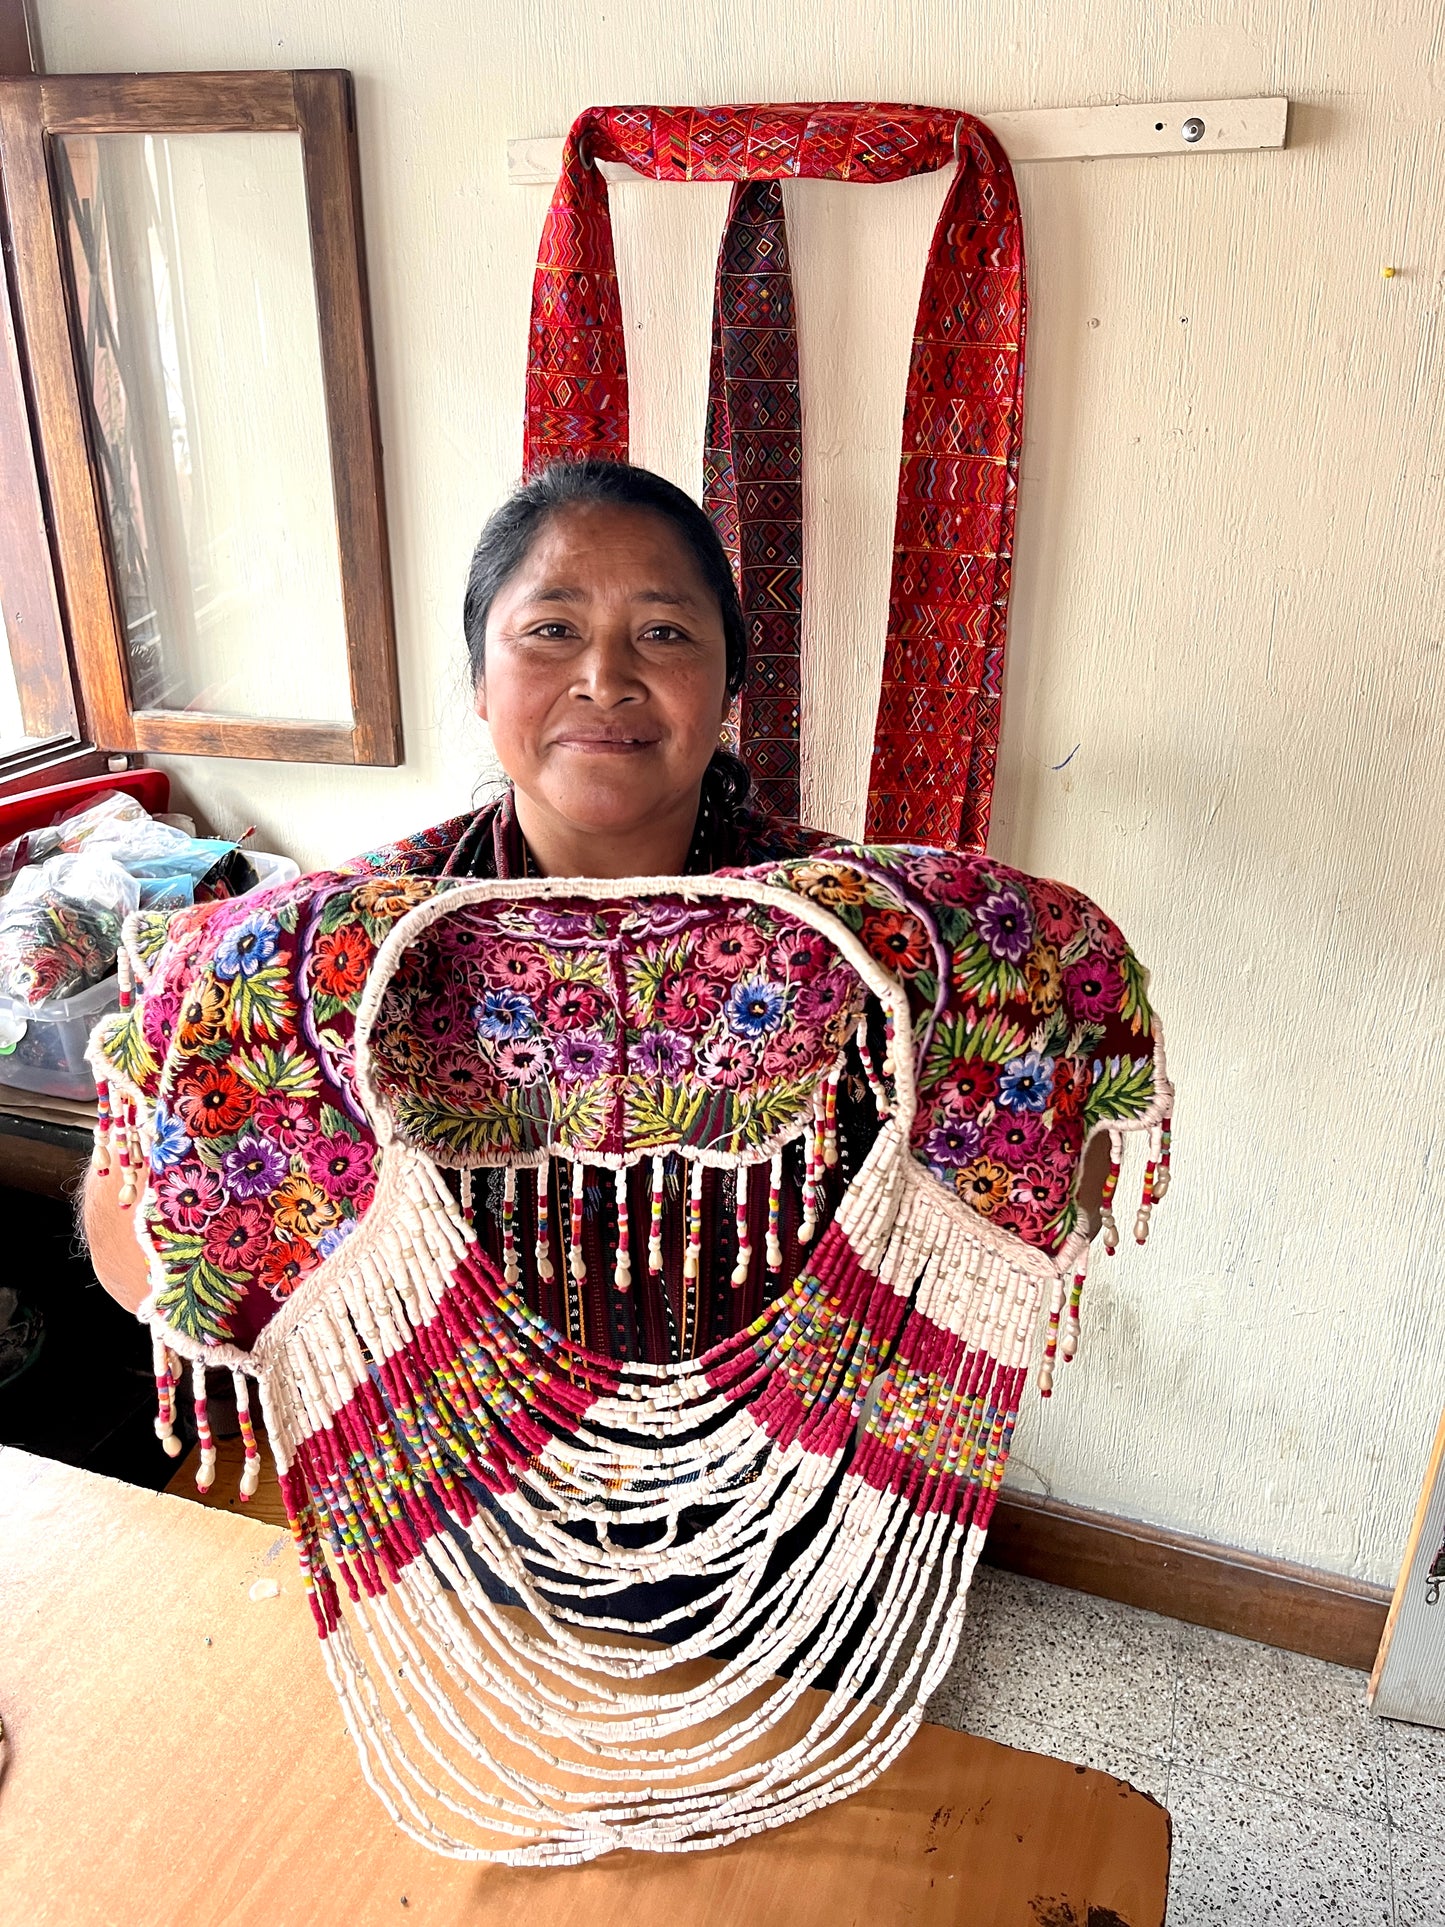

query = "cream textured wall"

[{"left": 36, "top": 0, "right": 1445, "bottom": 1586}]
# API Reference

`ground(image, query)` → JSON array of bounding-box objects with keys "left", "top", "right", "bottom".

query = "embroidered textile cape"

[{"left": 90, "top": 828, "right": 1171, "bottom": 1864}]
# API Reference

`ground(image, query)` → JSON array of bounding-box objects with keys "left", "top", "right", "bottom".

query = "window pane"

[
  {"left": 0, "top": 612, "right": 49, "bottom": 758},
  {"left": 54, "top": 131, "right": 353, "bottom": 725}
]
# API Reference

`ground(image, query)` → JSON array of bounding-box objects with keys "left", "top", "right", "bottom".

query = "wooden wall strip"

[{"left": 985, "top": 1490, "right": 1389, "bottom": 1673}]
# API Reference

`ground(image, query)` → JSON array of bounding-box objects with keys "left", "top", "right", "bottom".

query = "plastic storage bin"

[
  {"left": 0, "top": 850, "right": 301, "bottom": 1103},
  {"left": 0, "top": 971, "right": 121, "bottom": 1102}
]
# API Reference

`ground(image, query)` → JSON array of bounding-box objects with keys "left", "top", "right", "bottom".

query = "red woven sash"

[{"left": 526, "top": 103, "right": 1027, "bottom": 850}]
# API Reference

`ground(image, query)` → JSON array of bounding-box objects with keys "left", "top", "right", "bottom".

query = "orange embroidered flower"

[
  {"left": 176, "top": 977, "right": 232, "bottom": 1050},
  {"left": 955, "top": 1157, "right": 1012, "bottom": 1214},
  {"left": 792, "top": 862, "right": 871, "bottom": 908},
  {"left": 311, "top": 926, "right": 370, "bottom": 1000},
  {"left": 173, "top": 1061, "right": 252, "bottom": 1138},
  {"left": 1025, "top": 942, "right": 1063, "bottom": 1016},
  {"left": 353, "top": 876, "right": 432, "bottom": 921},
  {"left": 861, "top": 907, "right": 931, "bottom": 977},
  {"left": 273, "top": 1174, "right": 340, "bottom": 1239},
  {"left": 259, "top": 1236, "right": 318, "bottom": 1298}
]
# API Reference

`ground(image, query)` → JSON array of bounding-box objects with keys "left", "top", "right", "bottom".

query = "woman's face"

[{"left": 477, "top": 502, "right": 731, "bottom": 844}]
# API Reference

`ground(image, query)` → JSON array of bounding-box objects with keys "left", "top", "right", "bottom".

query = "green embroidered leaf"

[
  {"left": 275, "top": 897, "right": 302, "bottom": 935},
  {"left": 623, "top": 1076, "right": 707, "bottom": 1150},
  {"left": 920, "top": 1007, "right": 1031, "bottom": 1087},
  {"left": 543, "top": 947, "right": 608, "bottom": 987},
  {"left": 952, "top": 933, "right": 1027, "bottom": 1008},
  {"left": 98, "top": 1009, "right": 158, "bottom": 1089},
  {"left": 231, "top": 963, "right": 296, "bottom": 1041},
  {"left": 1120, "top": 950, "right": 1154, "bottom": 1038},
  {"left": 553, "top": 1079, "right": 611, "bottom": 1149},
  {"left": 1029, "top": 1007, "right": 1070, "bottom": 1057},
  {"left": 320, "top": 1102, "right": 360, "bottom": 1141},
  {"left": 1084, "top": 1054, "right": 1156, "bottom": 1130},
  {"left": 235, "top": 1038, "right": 321, "bottom": 1098},
  {"left": 1065, "top": 1020, "right": 1107, "bottom": 1060},
  {"left": 316, "top": 891, "right": 360, "bottom": 937},
  {"left": 624, "top": 946, "right": 674, "bottom": 1025},
  {"left": 149, "top": 1228, "right": 248, "bottom": 1341},
  {"left": 394, "top": 1089, "right": 535, "bottom": 1158},
  {"left": 726, "top": 1078, "right": 813, "bottom": 1149}
]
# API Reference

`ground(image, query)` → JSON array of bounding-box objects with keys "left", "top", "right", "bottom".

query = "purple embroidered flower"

[
  {"left": 975, "top": 886, "right": 1034, "bottom": 963},
  {"left": 724, "top": 978, "right": 788, "bottom": 1039},
  {"left": 626, "top": 903, "right": 695, "bottom": 940},
  {"left": 491, "top": 1036, "right": 547, "bottom": 1086},
  {"left": 532, "top": 907, "right": 597, "bottom": 940},
  {"left": 794, "top": 976, "right": 849, "bottom": 1025},
  {"left": 923, "top": 1117, "right": 982, "bottom": 1165},
  {"left": 997, "top": 1051, "right": 1054, "bottom": 1113},
  {"left": 150, "top": 1107, "right": 193, "bottom": 1169},
  {"left": 475, "top": 988, "right": 537, "bottom": 1041},
  {"left": 634, "top": 1030, "right": 692, "bottom": 1078},
  {"left": 554, "top": 1028, "right": 614, "bottom": 1082},
  {"left": 220, "top": 1133, "right": 289, "bottom": 1199},
  {"left": 698, "top": 1034, "right": 757, "bottom": 1089}
]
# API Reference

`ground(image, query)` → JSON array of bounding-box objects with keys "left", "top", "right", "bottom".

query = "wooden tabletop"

[{"left": 0, "top": 1449, "right": 1169, "bottom": 1927}]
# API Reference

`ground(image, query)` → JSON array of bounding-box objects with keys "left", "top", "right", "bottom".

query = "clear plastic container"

[
  {"left": 0, "top": 970, "right": 121, "bottom": 1101},
  {"left": 0, "top": 850, "right": 301, "bottom": 1102}
]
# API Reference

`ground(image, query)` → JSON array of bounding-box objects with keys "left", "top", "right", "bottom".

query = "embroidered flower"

[
  {"left": 792, "top": 862, "right": 871, "bottom": 908},
  {"left": 304, "top": 1134, "right": 374, "bottom": 1198},
  {"left": 483, "top": 942, "right": 550, "bottom": 997},
  {"left": 369, "top": 1018, "right": 431, "bottom": 1079},
  {"left": 997, "top": 1051, "right": 1054, "bottom": 1113},
  {"left": 1063, "top": 956, "right": 1126, "bottom": 1022},
  {"left": 543, "top": 981, "right": 604, "bottom": 1030},
  {"left": 697, "top": 920, "right": 766, "bottom": 979},
  {"left": 154, "top": 1162, "right": 223, "bottom": 1230},
  {"left": 476, "top": 988, "right": 538, "bottom": 1041},
  {"left": 203, "top": 1200, "right": 272, "bottom": 1270},
  {"left": 176, "top": 977, "right": 231, "bottom": 1050},
  {"left": 761, "top": 1030, "right": 817, "bottom": 1077},
  {"left": 982, "top": 1110, "right": 1050, "bottom": 1163},
  {"left": 310, "top": 926, "right": 369, "bottom": 1000},
  {"left": 724, "top": 978, "right": 789, "bottom": 1039},
  {"left": 252, "top": 1092, "right": 319, "bottom": 1151},
  {"left": 435, "top": 1053, "right": 489, "bottom": 1103},
  {"left": 933, "top": 1060, "right": 999, "bottom": 1111},
  {"left": 1034, "top": 887, "right": 1081, "bottom": 945},
  {"left": 1025, "top": 943, "right": 1063, "bottom": 1016},
  {"left": 1050, "top": 1057, "right": 1090, "bottom": 1121},
  {"left": 903, "top": 852, "right": 974, "bottom": 905},
  {"left": 555, "top": 1028, "right": 615, "bottom": 1082},
  {"left": 1012, "top": 1160, "right": 1066, "bottom": 1213},
  {"left": 173, "top": 1062, "right": 252, "bottom": 1138},
  {"left": 533, "top": 907, "right": 597, "bottom": 940},
  {"left": 1080, "top": 903, "right": 1126, "bottom": 960},
  {"left": 491, "top": 1037, "right": 548, "bottom": 1086},
  {"left": 141, "top": 988, "right": 181, "bottom": 1056},
  {"left": 793, "top": 976, "right": 849, "bottom": 1025},
  {"left": 633, "top": 1030, "right": 692, "bottom": 1078},
  {"left": 274, "top": 1174, "right": 340, "bottom": 1239},
  {"left": 658, "top": 976, "right": 722, "bottom": 1035},
  {"left": 923, "top": 1117, "right": 982, "bottom": 1165},
  {"left": 955, "top": 1157, "right": 1013, "bottom": 1214},
  {"left": 220, "top": 1134, "right": 289, "bottom": 1200},
  {"left": 861, "top": 908, "right": 931, "bottom": 977},
  {"left": 149, "top": 1108, "right": 193, "bottom": 1168},
  {"left": 316, "top": 1217, "right": 360, "bottom": 1259},
  {"left": 353, "top": 876, "right": 431, "bottom": 920},
  {"left": 698, "top": 1034, "right": 757, "bottom": 1089},
  {"left": 975, "top": 886, "right": 1034, "bottom": 963},
  {"left": 991, "top": 1199, "right": 1050, "bottom": 1243},
  {"left": 213, "top": 913, "right": 280, "bottom": 982},
  {"left": 771, "top": 928, "right": 831, "bottom": 982},
  {"left": 259, "top": 1236, "right": 318, "bottom": 1299}
]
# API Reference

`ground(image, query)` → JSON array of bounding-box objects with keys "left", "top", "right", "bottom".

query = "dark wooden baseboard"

[{"left": 985, "top": 1490, "right": 1389, "bottom": 1673}]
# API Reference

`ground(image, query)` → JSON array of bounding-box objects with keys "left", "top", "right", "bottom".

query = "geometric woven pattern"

[{"left": 525, "top": 103, "right": 1027, "bottom": 850}]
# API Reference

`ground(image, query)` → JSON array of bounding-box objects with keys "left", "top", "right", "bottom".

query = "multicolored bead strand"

[
  {"left": 1098, "top": 1133, "right": 1123, "bottom": 1253},
  {"left": 152, "top": 1337, "right": 181, "bottom": 1457},
  {"left": 822, "top": 1063, "right": 840, "bottom": 1168},
  {"left": 1153, "top": 1116, "right": 1172, "bottom": 1199},
  {"left": 191, "top": 1358, "right": 216, "bottom": 1492},
  {"left": 535, "top": 1163, "right": 554, "bottom": 1282},
  {"left": 766, "top": 1149, "right": 784, "bottom": 1275},
  {"left": 1038, "top": 1271, "right": 1066, "bottom": 1396},
  {"left": 568, "top": 1162, "right": 587, "bottom": 1287},
  {"left": 614, "top": 1164, "right": 632, "bottom": 1293},
  {"left": 92, "top": 1081, "right": 111, "bottom": 1176},
  {"left": 856, "top": 1013, "right": 892, "bottom": 1118},
  {"left": 647, "top": 1156, "right": 665, "bottom": 1279},
  {"left": 460, "top": 1167, "right": 474, "bottom": 1225},
  {"left": 115, "top": 1097, "right": 135, "bottom": 1209},
  {"left": 1061, "top": 1261, "right": 1088, "bottom": 1363},
  {"left": 234, "top": 1370, "right": 261, "bottom": 1499},
  {"left": 731, "top": 1162, "right": 751, "bottom": 1288}
]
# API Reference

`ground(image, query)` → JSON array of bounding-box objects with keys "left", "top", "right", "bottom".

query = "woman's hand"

[{"left": 81, "top": 1163, "right": 151, "bottom": 1315}]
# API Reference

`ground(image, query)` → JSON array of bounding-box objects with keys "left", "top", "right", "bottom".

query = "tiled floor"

[{"left": 930, "top": 1565, "right": 1444, "bottom": 1926}]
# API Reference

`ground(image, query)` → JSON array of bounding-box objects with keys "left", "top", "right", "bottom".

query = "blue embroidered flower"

[
  {"left": 475, "top": 989, "right": 537, "bottom": 1041},
  {"left": 997, "top": 1051, "right": 1054, "bottom": 1112},
  {"left": 316, "top": 1217, "right": 358, "bottom": 1258},
  {"left": 150, "top": 1108, "right": 192, "bottom": 1168},
  {"left": 975, "top": 886, "right": 1034, "bottom": 963},
  {"left": 213, "top": 913, "right": 280, "bottom": 981},
  {"left": 724, "top": 978, "right": 787, "bottom": 1039}
]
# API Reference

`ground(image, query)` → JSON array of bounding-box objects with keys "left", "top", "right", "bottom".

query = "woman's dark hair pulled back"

[{"left": 463, "top": 458, "right": 753, "bottom": 815}]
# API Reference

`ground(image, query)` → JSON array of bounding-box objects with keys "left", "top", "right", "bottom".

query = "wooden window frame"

[{"left": 0, "top": 69, "right": 403, "bottom": 766}]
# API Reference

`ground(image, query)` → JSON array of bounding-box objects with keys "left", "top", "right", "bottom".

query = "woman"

[{"left": 85, "top": 459, "right": 863, "bottom": 1360}]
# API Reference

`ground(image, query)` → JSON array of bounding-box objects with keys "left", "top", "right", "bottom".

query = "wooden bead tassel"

[
  {"left": 191, "top": 1359, "right": 216, "bottom": 1493},
  {"left": 92, "top": 1081, "right": 111, "bottom": 1176},
  {"left": 1098, "top": 1133, "right": 1123, "bottom": 1253},
  {"left": 152, "top": 1338, "right": 182, "bottom": 1457},
  {"left": 233, "top": 1370, "right": 261, "bottom": 1500}
]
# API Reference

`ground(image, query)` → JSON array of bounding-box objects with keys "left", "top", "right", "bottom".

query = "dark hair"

[{"left": 462, "top": 459, "right": 748, "bottom": 700}]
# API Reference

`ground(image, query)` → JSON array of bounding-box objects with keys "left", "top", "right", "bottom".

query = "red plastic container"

[{"left": 0, "top": 769, "right": 170, "bottom": 847}]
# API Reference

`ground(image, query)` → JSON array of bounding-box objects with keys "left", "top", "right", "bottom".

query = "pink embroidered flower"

[
  {"left": 154, "top": 1162, "right": 224, "bottom": 1230},
  {"left": 933, "top": 1060, "right": 999, "bottom": 1112},
  {"left": 698, "top": 1034, "right": 757, "bottom": 1089},
  {"left": 658, "top": 975, "right": 723, "bottom": 1035},
  {"left": 794, "top": 976, "right": 850, "bottom": 1025},
  {"left": 304, "top": 1134, "right": 374, "bottom": 1199},
  {"left": 140, "top": 988, "right": 181, "bottom": 1057},
  {"left": 253, "top": 1093, "right": 319, "bottom": 1151},
  {"left": 492, "top": 1037, "right": 547, "bottom": 1086},
  {"left": 901, "top": 851, "right": 974, "bottom": 904},
  {"left": 761, "top": 1030, "right": 817, "bottom": 1077},
  {"left": 1063, "top": 956, "right": 1126, "bottom": 1022},
  {"left": 1012, "top": 1160, "right": 1067, "bottom": 1213},
  {"left": 696, "top": 920, "right": 766, "bottom": 979},
  {"left": 1080, "top": 902, "right": 1127, "bottom": 961},
  {"left": 482, "top": 941, "right": 549, "bottom": 997},
  {"left": 770, "top": 928, "right": 831, "bottom": 983},
  {"left": 982, "top": 1110, "right": 1050, "bottom": 1164},
  {"left": 203, "top": 1200, "right": 272, "bottom": 1271},
  {"left": 543, "top": 981, "right": 604, "bottom": 1030}
]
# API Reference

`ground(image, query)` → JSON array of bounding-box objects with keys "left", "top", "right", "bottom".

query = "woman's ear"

[{"left": 473, "top": 673, "right": 488, "bottom": 724}]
